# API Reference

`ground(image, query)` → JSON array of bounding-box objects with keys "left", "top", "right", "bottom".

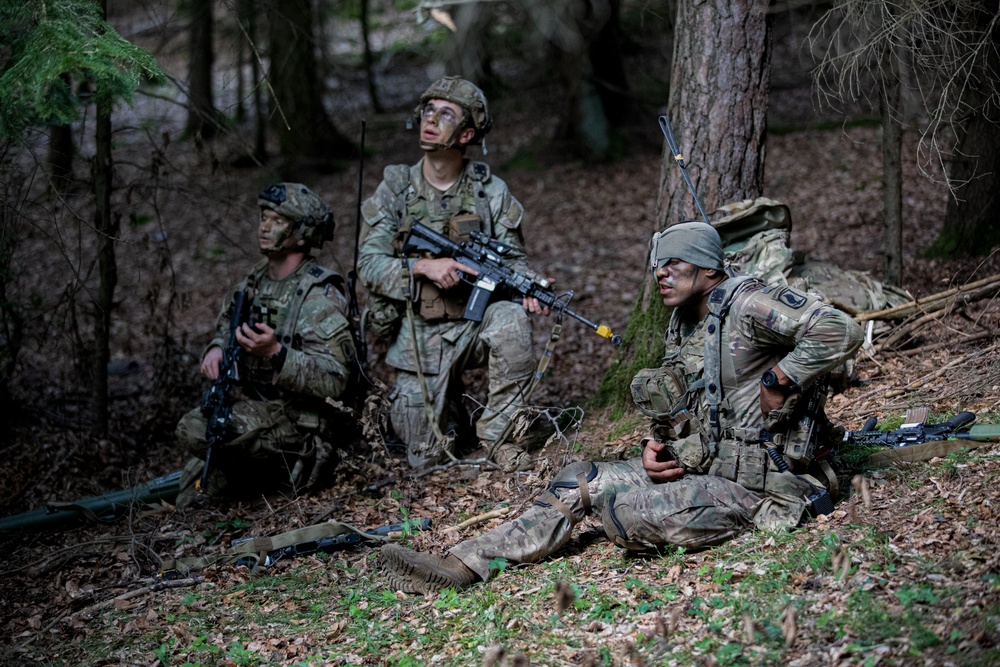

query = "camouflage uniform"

[
  {"left": 177, "top": 183, "right": 356, "bottom": 503},
  {"left": 447, "top": 278, "right": 863, "bottom": 581},
  {"left": 358, "top": 158, "right": 536, "bottom": 469}
]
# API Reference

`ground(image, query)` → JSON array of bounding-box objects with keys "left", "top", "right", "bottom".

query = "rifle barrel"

[{"left": 0, "top": 471, "right": 182, "bottom": 533}]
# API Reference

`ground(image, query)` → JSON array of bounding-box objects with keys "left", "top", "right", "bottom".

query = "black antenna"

[
  {"left": 347, "top": 120, "right": 369, "bottom": 374},
  {"left": 658, "top": 115, "right": 711, "bottom": 225}
]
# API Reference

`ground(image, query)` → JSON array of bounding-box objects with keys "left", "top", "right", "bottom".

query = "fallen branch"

[
  {"left": 856, "top": 273, "right": 1000, "bottom": 322},
  {"left": 888, "top": 330, "right": 996, "bottom": 356},
  {"left": 831, "top": 342, "right": 998, "bottom": 418},
  {"left": 16, "top": 576, "right": 204, "bottom": 651},
  {"left": 441, "top": 506, "right": 511, "bottom": 534},
  {"left": 408, "top": 456, "right": 500, "bottom": 479},
  {"left": 877, "top": 307, "right": 955, "bottom": 351},
  {"left": 72, "top": 576, "right": 205, "bottom": 619}
]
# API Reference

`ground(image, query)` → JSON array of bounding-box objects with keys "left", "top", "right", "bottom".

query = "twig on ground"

[
  {"left": 407, "top": 456, "right": 500, "bottom": 479},
  {"left": 441, "top": 506, "right": 511, "bottom": 533}
]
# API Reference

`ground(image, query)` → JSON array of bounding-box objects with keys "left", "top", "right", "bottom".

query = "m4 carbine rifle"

[
  {"left": 231, "top": 518, "right": 433, "bottom": 569},
  {"left": 844, "top": 411, "right": 1000, "bottom": 448},
  {"left": 403, "top": 222, "right": 622, "bottom": 346},
  {"left": 198, "top": 290, "right": 251, "bottom": 495}
]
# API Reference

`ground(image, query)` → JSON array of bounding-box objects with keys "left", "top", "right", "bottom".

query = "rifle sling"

[
  {"left": 159, "top": 521, "right": 385, "bottom": 578},
  {"left": 867, "top": 437, "right": 995, "bottom": 466}
]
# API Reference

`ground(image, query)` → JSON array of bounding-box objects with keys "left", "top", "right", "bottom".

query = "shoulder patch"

[
  {"left": 384, "top": 164, "right": 411, "bottom": 195},
  {"left": 470, "top": 161, "right": 489, "bottom": 180},
  {"left": 762, "top": 285, "right": 809, "bottom": 310}
]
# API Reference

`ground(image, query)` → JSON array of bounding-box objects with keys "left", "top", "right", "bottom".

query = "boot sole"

[{"left": 379, "top": 544, "right": 458, "bottom": 595}]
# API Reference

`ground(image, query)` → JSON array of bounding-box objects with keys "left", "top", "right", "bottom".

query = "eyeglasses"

[
  {"left": 420, "top": 103, "right": 462, "bottom": 128},
  {"left": 259, "top": 183, "right": 286, "bottom": 205}
]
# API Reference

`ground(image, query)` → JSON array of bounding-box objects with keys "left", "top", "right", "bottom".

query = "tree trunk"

[
  {"left": 446, "top": 2, "right": 495, "bottom": 92},
  {"left": 587, "top": 0, "right": 632, "bottom": 128},
  {"left": 240, "top": 0, "right": 267, "bottom": 162},
  {"left": 265, "top": 0, "right": 355, "bottom": 177},
  {"left": 185, "top": 0, "right": 218, "bottom": 140},
  {"left": 92, "top": 0, "right": 116, "bottom": 440},
  {"left": 937, "top": 15, "right": 1000, "bottom": 258},
  {"left": 939, "top": 112, "right": 1000, "bottom": 256},
  {"left": 880, "top": 80, "right": 904, "bottom": 287},
  {"left": 596, "top": 0, "right": 771, "bottom": 413},
  {"left": 359, "top": 0, "right": 383, "bottom": 112},
  {"left": 544, "top": 0, "right": 629, "bottom": 160},
  {"left": 656, "top": 0, "right": 771, "bottom": 227},
  {"left": 49, "top": 123, "right": 74, "bottom": 190}
]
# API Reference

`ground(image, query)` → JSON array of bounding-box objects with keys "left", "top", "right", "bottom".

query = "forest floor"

[{"left": 2, "top": 6, "right": 1000, "bottom": 666}]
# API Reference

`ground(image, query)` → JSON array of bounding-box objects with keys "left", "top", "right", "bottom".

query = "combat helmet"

[
  {"left": 414, "top": 76, "right": 492, "bottom": 148},
  {"left": 257, "top": 183, "right": 334, "bottom": 252}
]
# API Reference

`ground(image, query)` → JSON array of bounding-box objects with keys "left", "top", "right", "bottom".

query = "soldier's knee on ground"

[
  {"left": 390, "top": 390, "right": 453, "bottom": 469},
  {"left": 175, "top": 408, "right": 208, "bottom": 457},
  {"left": 533, "top": 461, "right": 598, "bottom": 522}
]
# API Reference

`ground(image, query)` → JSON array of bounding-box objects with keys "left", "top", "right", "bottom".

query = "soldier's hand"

[
  {"left": 413, "top": 257, "right": 477, "bottom": 290},
  {"left": 236, "top": 321, "right": 282, "bottom": 358},
  {"left": 523, "top": 277, "right": 555, "bottom": 316},
  {"left": 760, "top": 366, "right": 794, "bottom": 418},
  {"left": 759, "top": 385, "right": 786, "bottom": 417},
  {"left": 642, "top": 439, "right": 685, "bottom": 483},
  {"left": 522, "top": 296, "right": 549, "bottom": 315},
  {"left": 201, "top": 346, "right": 224, "bottom": 380}
]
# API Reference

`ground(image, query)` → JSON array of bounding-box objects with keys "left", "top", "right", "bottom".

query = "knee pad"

[
  {"left": 534, "top": 461, "right": 597, "bottom": 518},
  {"left": 600, "top": 492, "right": 645, "bottom": 550},
  {"left": 389, "top": 391, "right": 429, "bottom": 448}
]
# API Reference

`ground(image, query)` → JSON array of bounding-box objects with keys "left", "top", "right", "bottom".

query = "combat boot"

[
  {"left": 489, "top": 441, "right": 533, "bottom": 473},
  {"left": 380, "top": 544, "right": 479, "bottom": 594}
]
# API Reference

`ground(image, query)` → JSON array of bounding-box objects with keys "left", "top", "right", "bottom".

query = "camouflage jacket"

[
  {"left": 209, "top": 257, "right": 355, "bottom": 404},
  {"left": 357, "top": 158, "right": 531, "bottom": 373},
  {"left": 641, "top": 277, "right": 863, "bottom": 466}
]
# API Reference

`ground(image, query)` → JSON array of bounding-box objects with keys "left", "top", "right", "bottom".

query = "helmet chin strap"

[
  {"left": 260, "top": 221, "right": 300, "bottom": 256},
  {"left": 418, "top": 115, "right": 468, "bottom": 153}
]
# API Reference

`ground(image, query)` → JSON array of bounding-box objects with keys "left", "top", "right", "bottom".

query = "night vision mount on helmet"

[{"left": 258, "top": 183, "right": 335, "bottom": 251}]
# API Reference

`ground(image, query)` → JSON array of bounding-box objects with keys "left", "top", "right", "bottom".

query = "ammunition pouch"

[
  {"left": 448, "top": 213, "right": 482, "bottom": 242},
  {"left": 629, "top": 362, "right": 700, "bottom": 428},
  {"left": 366, "top": 293, "right": 403, "bottom": 339},
  {"left": 402, "top": 213, "right": 485, "bottom": 323},
  {"left": 415, "top": 280, "right": 468, "bottom": 321}
]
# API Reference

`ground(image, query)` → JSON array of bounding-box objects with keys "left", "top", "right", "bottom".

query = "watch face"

[{"left": 761, "top": 370, "right": 778, "bottom": 388}]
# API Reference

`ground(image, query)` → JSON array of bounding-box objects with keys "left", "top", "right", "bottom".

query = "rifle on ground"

[
  {"left": 0, "top": 471, "right": 181, "bottom": 534},
  {"left": 198, "top": 290, "right": 251, "bottom": 496},
  {"left": 230, "top": 517, "right": 432, "bottom": 569},
  {"left": 845, "top": 410, "right": 1000, "bottom": 465},
  {"left": 403, "top": 222, "right": 622, "bottom": 346},
  {"left": 843, "top": 411, "right": 1000, "bottom": 447}
]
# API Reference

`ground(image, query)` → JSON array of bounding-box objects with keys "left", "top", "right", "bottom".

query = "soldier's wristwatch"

[{"left": 760, "top": 368, "right": 781, "bottom": 390}]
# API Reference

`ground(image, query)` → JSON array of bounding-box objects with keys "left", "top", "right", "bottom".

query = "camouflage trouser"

[
  {"left": 450, "top": 457, "right": 765, "bottom": 581},
  {"left": 391, "top": 301, "right": 535, "bottom": 469},
  {"left": 175, "top": 398, "right": 313, "bottom": 500}
]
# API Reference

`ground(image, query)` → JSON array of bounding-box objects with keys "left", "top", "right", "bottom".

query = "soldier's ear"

[{"left": 457, "top": 126, "right": 476, "bottom": 146}]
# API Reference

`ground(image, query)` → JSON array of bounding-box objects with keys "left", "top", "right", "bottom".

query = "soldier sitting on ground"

[
  {"left": 379, "top": 222, "right": 864, "bottom": 593},
  {"left": 175, "top": 183, "right": 357, "bottom": 508}
]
